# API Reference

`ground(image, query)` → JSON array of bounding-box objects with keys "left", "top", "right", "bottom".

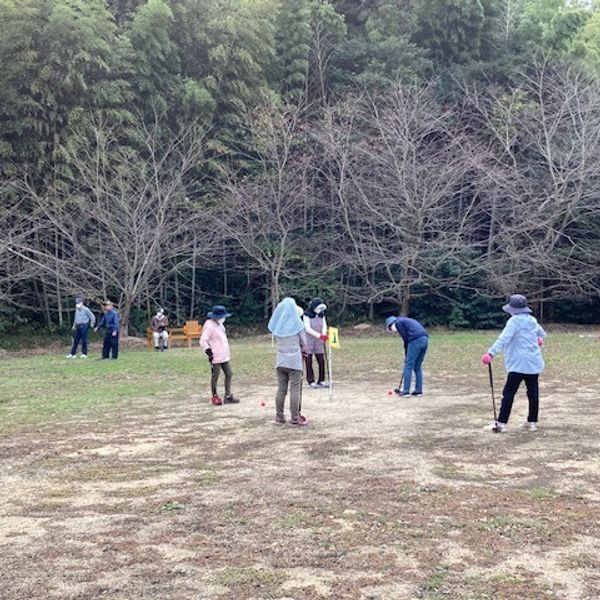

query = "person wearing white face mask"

[
  {"left": 151, "top": 308, "right": 169, "bottom": 351},
  {"left": 200, "top": 305, "right": 238, "bottom": 406},
  {"left": 66, "top": 297, "right": 95, "bottom": 358},
  {"left": 303, "top": 297, "right": 329, "bottom": 388}
]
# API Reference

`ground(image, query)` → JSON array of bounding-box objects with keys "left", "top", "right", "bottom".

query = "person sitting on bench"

[{"left": 151, "top": 308, "right": 169, "bottom": 351}]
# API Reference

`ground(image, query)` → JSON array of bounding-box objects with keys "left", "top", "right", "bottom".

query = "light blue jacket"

[{"left": 488, "top": 314, "right": 546, "bottom": 374}]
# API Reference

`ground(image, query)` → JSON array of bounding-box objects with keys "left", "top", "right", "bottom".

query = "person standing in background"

[
  {"left": 66, "top": 297, "right": 95, "bottom": 359},
  {"left": 303, "top": 297, "right": 329, "bottom": 389},
  {"left": 95, "top": 301, "right": 120, "bottom": 359}
]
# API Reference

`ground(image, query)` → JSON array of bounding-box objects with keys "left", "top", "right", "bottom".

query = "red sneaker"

[
  {"left": 211, "top": 394, "right": 223, "bottom": 406},
  {"left": 298, "top": 413, "right": 307, "bottom": 423}
]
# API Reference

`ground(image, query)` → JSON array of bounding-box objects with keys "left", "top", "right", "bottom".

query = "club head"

[{"left": 492, "top": 423, "right": 499, "bottom": 433}]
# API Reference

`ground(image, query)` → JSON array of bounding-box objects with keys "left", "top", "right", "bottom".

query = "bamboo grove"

[{"left": 2, "top": 0, "right": 600, "bottom": 333}]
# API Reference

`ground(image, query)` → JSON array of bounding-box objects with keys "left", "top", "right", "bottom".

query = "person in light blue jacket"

[{"left": 481, "top": 294, "right": 546, "bottom": 432}]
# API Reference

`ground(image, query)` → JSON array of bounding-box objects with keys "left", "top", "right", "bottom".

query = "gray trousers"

[
  {"left": 276, "top": 367, "right": 302, "bottom": 420},
  {"left": 211, "top": 361, "right": 232, "bottom": 396}
]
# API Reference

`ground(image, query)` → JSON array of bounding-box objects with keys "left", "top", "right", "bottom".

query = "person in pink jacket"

[{"left": 200, "top": 305, "right": 238, "bottom": 406}]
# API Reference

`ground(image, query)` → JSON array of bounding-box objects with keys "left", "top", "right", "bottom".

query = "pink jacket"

[{"left": 200, "top": 319, "right": 231, "bottom": 364}]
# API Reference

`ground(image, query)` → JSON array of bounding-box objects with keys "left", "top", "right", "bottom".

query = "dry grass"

[{"left": 1, "top": 332, "right": 600, "bottom": 599}]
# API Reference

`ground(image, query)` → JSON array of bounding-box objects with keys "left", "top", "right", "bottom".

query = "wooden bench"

[{"left": 147, "top": 320, "right": 203, "bottom": 349}]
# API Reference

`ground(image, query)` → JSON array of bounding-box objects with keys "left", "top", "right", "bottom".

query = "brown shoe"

[{"left": 211, "top": 394, "right": 223, "bottom": 406}]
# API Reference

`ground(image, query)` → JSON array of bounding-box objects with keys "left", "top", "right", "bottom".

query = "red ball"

[
  {"left": 388, "top": 391, "right": 393, "bottom": 396},
  {"left": 260, "top": 401, "right": 266, "bottom": 407}
]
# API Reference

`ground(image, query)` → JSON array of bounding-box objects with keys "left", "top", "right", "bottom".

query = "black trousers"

[
  {"left": 305, "top": 353, "right": 325, "bottom": 384},
  {"left": 498, "top": 372, "right": 539, "bottom": 424},
  {"left": 102, "top": 332, "right": 119, "bottom": 359}
]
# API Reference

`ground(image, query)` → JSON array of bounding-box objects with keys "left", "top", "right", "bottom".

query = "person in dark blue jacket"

[
  {"left": 385, "top": 316, "right": 429, "bottom": 397},
  {"left": 95, "top": 301, "right": 120, "bottom": 359}
]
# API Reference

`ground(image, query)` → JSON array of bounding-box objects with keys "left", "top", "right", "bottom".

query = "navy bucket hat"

[
  {"left": 502, "top": 294, "right": 532, "bottom": 315},
  {"left": 207, "top": 305, "right": 232, "bottom": 319}
]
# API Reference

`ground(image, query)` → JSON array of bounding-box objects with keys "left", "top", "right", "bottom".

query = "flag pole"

[{"left": 328, "top": 344, "right": 333, "bottom": 400}]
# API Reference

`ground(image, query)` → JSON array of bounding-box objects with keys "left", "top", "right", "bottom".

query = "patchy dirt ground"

[{"left": 1, "top": 373, "right": 600, "bottom": 599}]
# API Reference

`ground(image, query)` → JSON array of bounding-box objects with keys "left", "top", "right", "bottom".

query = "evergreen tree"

[
  {"left": 332, "top": 0, "right": 428, "bottom": 89},
  {"left": 0, "top": 0, "right": 131, "bottom": 183},
  {"left": 275, "top": 0, "right": 312, "bottom": 103},
  {"left": 308, "top": 0, "right": 346, "bottom": 105},
  {"left": 128, "top": 0, "right": 180, "bottom": 115},
  {"left": 413, "top": 0, "right": 485, "bottom": 66},
  {"left": 569, "top": 10, "right": 600, "bottom": 71}
]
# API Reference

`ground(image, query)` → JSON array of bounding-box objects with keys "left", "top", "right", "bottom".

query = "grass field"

[{"left": 1, "top": 330, "right": 600, "bottom": 599}]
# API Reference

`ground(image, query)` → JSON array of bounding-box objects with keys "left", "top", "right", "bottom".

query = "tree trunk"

[
  {"left": 121, "top": 297, "right": 131, "bottom": 336},
  {"left": 189, "top": 238, "right": 197, "bottom": 319},
  {"left": 223, "top": 248, "right": 228, "bottom": 297},
  {"left": 174, "top": 266, "right": 181, "bottom": 324},
  {"left": 55, "top": 232, "right": 63, "bottom": 327},
  {"left": 399, "top": 294, "right": 410, "bottom": 316}
]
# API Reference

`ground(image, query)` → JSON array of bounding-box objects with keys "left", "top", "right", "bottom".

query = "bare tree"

[
  {"left": 465, "top": 62, "right": 600, "bottom": 313},
  {"left": 7, "top": 115, "right": 213, "bottom": 333},
  {"left": 318, "top": 86, "right": 484, "bottom": 314},
  {"left": 209, "top": 103, "right": 319, "bottom": 314}
]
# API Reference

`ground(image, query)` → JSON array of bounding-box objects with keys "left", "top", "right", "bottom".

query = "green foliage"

[
  {"left": 333, "top": 0, "right": 429, "bottom": 89},
  {"left": 276, "top": 0, "right": 312, "bottom": 102},
  {"left": 515, "top": 0, "right": 591, "bottom": 56},
  {"left": 129, "top": 0, "right": 180, "bottom": 115},
  {"left": 414, "top": 0, "right": 485, "bottom": 66},
  {"left": 568, "top": 10, "right": 600, "bottom": 70},
  {"left": 0, "top": 0, "right": 131, "bottom": 182}
]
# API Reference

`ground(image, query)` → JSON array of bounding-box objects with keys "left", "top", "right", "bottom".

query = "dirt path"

[{"left": 1, "top": 379, "right": 599, "bottom": 599}]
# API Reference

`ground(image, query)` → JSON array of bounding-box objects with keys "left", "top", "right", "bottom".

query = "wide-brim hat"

[
  {"left": 502, "top": 294, "right": 532, "bottom": 315},
  {"left": 207, "top": 305, "right": 232, "bottom": 319},
  {"left": 385, "top": 316, "right": 397, "bottom": 330}
]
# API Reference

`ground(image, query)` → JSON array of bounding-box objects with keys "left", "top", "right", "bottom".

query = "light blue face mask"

[{"left": 268, "top": 298, "right": 305, "bottom": 337}]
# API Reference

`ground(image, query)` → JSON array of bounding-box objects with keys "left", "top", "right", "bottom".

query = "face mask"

[
  {"left": 217, "top": 318, "right": 226, "bottom": 325},
  {"left": 388, "top": 324, "right": 397, "bottom": 333},
  {"left": 315, "top": 303, "right": 327, "bottom": 315},
  {"left": 75, "top": 303, "right": 83, "bottom": 309}
]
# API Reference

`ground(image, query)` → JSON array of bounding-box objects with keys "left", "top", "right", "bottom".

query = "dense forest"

[{"left": 2, "top": 0, "right": 600, "bottom": 335}]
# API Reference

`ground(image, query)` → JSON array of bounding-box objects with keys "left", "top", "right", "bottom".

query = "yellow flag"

[{"left": 328, "top": 326, "right": 340, "bottom": 349}]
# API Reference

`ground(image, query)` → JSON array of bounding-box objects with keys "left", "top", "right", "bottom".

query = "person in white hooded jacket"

[{"left": 481, "top": 294, "right": 547, "bottom": 432}]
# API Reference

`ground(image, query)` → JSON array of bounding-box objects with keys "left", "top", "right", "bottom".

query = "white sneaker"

[
  {"left": 484, "top": 422, "right": 507, "bottom": 432},
  {"left": 317, "top": 381, "right": 329, "bottom": 388},
  {"left": 80, "top": 354, "right": 88, "bottom": 359},
  {"left": 66, "top": 354, "right": 75, "bottom": 359},
  {"left": 522, "top": 421, "right": 537, "bottom": 432},
  {"left": 309, "top": 382, "right": 319, "bottom": 389}
]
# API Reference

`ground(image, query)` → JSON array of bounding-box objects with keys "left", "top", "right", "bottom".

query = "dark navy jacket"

[
  {"left": 393, "top": 317, "right": 428, "bottom": 350},
  {"left": 98, "top": 309, "right": 120, "bottom": 334}
]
